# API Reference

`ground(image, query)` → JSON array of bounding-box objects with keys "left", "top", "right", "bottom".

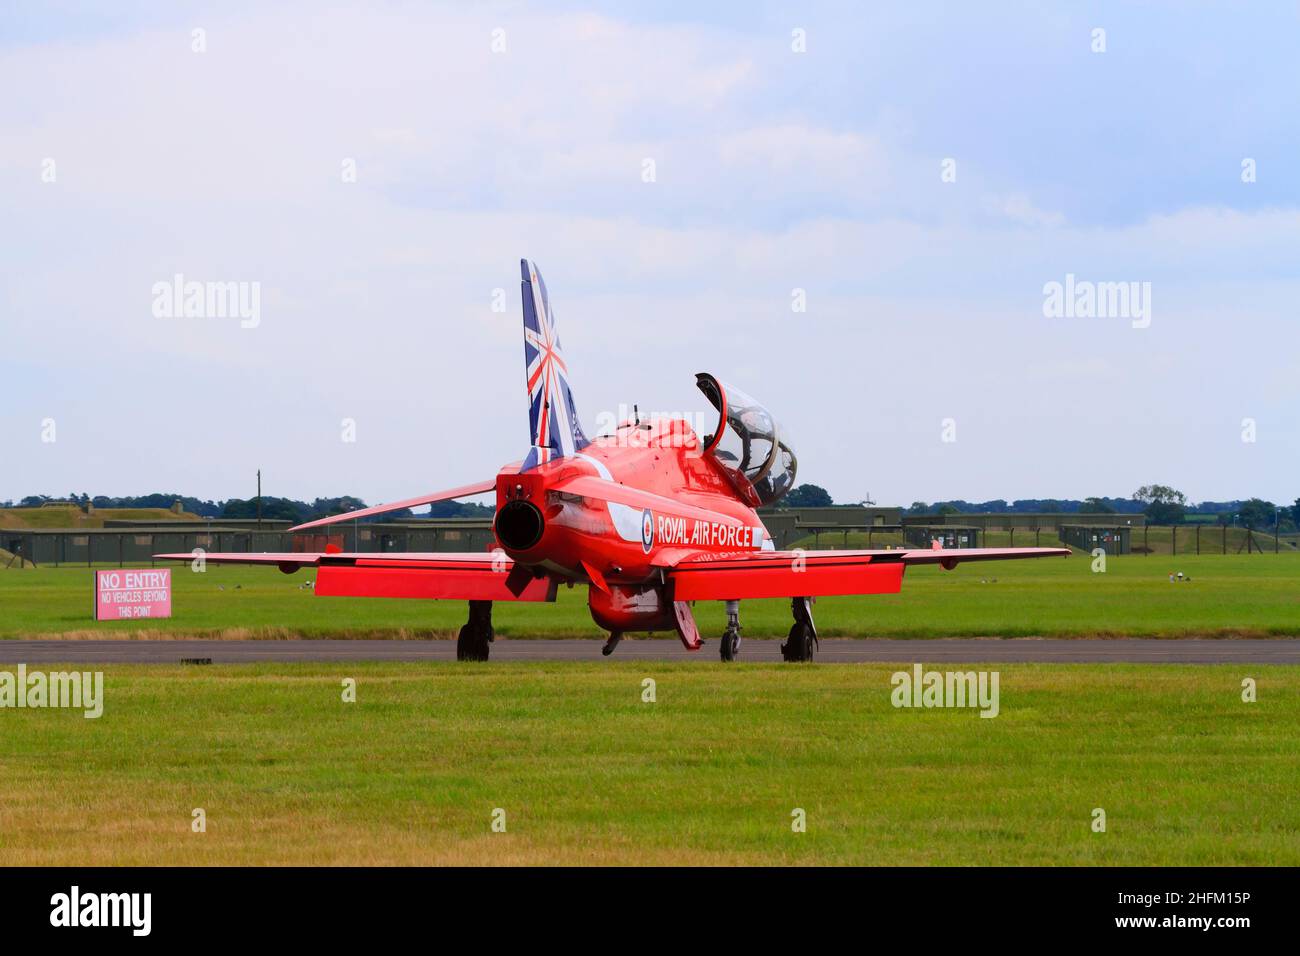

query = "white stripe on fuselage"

[
  {"left": 573, "top": 453, "right": 642, "bottom": 542},
  {"left": 571, "top": 452, "right": 768, "bottom": 551},
  {"left": 573, "top": 452, "right": 612, "bottom": 481}
]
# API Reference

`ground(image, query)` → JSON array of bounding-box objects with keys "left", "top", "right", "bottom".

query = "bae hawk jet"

[{"left": 159, "top": 260, "right": 1068, "bottom": 661}]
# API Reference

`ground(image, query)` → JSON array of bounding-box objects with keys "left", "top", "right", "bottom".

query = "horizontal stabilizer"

[{"left": 288, "top": 480, "right": 496, "bottom": 532}]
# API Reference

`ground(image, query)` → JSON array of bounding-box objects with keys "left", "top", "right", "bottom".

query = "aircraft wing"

[
  {"left": 152, "top": 551, "right": 556, "bottom": 602},
  {"left": 288, "top": 480, "right": 497, "bottom": 532},
  {"left": 666, "top": 547, "right": 1069, "bottom": 601}
]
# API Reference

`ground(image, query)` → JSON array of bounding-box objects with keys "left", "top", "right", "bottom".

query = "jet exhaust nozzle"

[{"left": 495, "top": 499, "right": 545, "bottom": 551}]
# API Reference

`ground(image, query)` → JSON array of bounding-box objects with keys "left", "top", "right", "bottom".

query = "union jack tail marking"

[{"left": 520, "top": 259, "right": 588, "bottom": 471}]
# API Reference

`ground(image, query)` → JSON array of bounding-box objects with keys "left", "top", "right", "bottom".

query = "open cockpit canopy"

[{"left": 696, "top": 373, "right": 797, "bottom": 507}]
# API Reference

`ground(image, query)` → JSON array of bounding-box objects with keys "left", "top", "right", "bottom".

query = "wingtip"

[
  {"left": 290, "top": 511, "right": 357, "bottom": 532},
  {"left": 288, "top": 516, "right": 334, "bottom": 533},
  {"left": 289, "top": 512, "right": 350, "bottom": 532}
]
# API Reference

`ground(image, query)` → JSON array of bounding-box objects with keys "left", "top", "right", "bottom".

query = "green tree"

[
  {"left": 1081, "top": 497, "right": 1115, "bottom": 514},
  {"left": 784, "top": 484, "right": 834, "bottom": 508},
  {"left": 1133, "top": 484, "right": 1187, "bottom": 525},
  {"left": 1237, "top": 498, "right": 1276, "bottom": 530},
  {"left": 221, "top": 497, "right": 304, "bottom": 522}
]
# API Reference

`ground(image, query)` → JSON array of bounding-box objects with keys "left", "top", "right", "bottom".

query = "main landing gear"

[
  {"left": 456, "top": 600, "right": 494, "bottom": 661},
  {"left": 717, "top": 598, "right": 816, "bottom": 662},
  {"left": 719, "top": 600, "right": 742, "bottom": 662},
  {"left": 717, "top": 600, "right": 816, "bottom": 660},
  {"left": 780, "top": 597, "right": 818, "bottom": 662}
]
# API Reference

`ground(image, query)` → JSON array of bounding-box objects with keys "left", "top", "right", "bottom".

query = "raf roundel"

[{"left": 641, "top": 508, "right": 655, "bottom": 553}]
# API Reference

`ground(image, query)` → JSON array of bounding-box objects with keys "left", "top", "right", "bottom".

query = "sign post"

[{"left": 94, "top": 568, "right": 172, "bottom": 621}]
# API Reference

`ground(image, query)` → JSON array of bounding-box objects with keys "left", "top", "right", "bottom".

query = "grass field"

[
  {"left": 0, "top": 505, "right": 201, "bottom": 529},
  {"left": 2, "top": 552, "right": 1297, "bottom": 639},
  {"left": 0, "top": 662, "right": 1295, "bottom": 865}
]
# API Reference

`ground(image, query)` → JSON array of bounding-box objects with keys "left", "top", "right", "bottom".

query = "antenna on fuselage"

[{"left": 633, "top": 404, "right": 640, "bottom": 426}]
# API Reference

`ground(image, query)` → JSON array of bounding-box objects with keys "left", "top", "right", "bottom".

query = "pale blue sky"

[{"left": 2, "top": 1, "right": 1297, "bottom": 505}]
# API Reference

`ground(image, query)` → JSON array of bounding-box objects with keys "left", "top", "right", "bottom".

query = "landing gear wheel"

[
  {"left": 456, "top": 601, "right": 494, "bottom": 661},
  {"left": 720, "top": 626, "right": 740, "bottom": 662},
  {"left": 781, "top": 597, "right": 818, "bottom": 662},
  {"left": 456, "top": 626, "right": 491, "bottom": 661},
  {"left": 719, "top": 600, "right": 742, "bottom": 662},
  {"left": 781, "top": 622, "right": 815, "bottom": 662}
]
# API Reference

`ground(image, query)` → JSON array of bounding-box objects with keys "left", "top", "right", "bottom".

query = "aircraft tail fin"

[{"left": 520, "top": 259, "right": 588, "bottom": 470}]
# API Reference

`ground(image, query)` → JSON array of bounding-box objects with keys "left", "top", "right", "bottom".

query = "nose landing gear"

[
  {"left": 719, "top": 600, "right": 742, "bottom": 662},
  {"left": 781, "top": 596, "right": 817, "bottom": 662},
  {"left": 456, "top": 600, "right": 494, "bottom": 661}
]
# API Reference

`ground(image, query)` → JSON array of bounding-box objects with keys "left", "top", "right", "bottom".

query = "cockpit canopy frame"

[{"left": 695, "top": 372, "right": 797, "bottom": 508}]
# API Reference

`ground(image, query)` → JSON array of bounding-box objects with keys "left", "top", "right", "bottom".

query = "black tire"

[
  {"left": 780, "top": 623, "right": 797, "bottom": 661},
  {"left": 457, "top": 625, "right": 490, "bottom": 662},
  {"left": 798, "top": 625, "right": 815, "bottom": 662},
  {"left": 781, "top": 622, "right": 814, "bottom": 662},
  {"left": 720, "top": 627, "right": 739, "bottom": 662}
]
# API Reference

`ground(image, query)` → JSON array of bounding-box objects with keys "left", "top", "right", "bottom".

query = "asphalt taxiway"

[{"left": 1, "top": 638, "right": 1296, "bottom": 664}]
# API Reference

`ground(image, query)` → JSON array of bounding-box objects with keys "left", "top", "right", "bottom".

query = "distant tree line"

[
  {"left": 775, "top": 484, "right": 1300, "bottom": 533},
  {"left": 4, "top": 486, "right": 1295, "bottom": 532},
  {"left": 0, "top": 493, "right": 494, "bottom": 523}
]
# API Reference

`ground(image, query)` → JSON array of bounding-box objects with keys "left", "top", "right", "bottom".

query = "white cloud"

[{"left": 1, "top": 2, "right": 1296, "bottom": 504}]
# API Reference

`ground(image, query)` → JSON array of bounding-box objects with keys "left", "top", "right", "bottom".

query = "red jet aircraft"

[{"left": 159, "top": 260, "right": 1068, "bottom": 661}]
